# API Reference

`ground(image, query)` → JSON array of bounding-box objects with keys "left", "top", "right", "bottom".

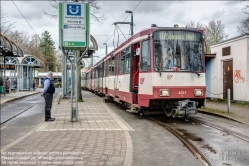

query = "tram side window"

[
  {"left": 141, "top": 40, "right": 150, "bottom": 71},
  {"left": 114, "top": 56, "right": 118, "bottom": 75},
  {"left": 96, "top": 68, "right": 98, "bottom": 79},
  {"left": 118, "top": 54, "right": 122, "bottom": 74},
  {"left": 125, "top": 47, "right": 131, "bottom": 73},
  {"left": 121, "top": 50, "right": 126, "bottom": 74},
  {"left": 115, "top": 56, "right": 120, "bottom": 75},
  {"left": 118, "top": 56, "right": 120, "bottom": 74},
  {"left": 109, "top": 58, "right": 114, "bottom": 76},
  {"left": 99, "top": 63, "right": 103, "bottom": 78},
  {"left": 105, "top": 61, "right": 108, "bottom": 77}
]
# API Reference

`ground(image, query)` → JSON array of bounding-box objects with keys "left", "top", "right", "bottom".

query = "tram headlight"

[
  {"left": 194, "top": 89, "right": 203, "bottom": 96},
  {"left": 159, "top": 89, "right": 170, "bottom": 97}
]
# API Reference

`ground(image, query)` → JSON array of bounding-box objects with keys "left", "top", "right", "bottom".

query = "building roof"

[
  {"left": 0, "top": 33, "right": 24, "bottom": 57},
  {"left": 211, "top": 33, "right": 249, "bottom": 47},
  {"left": 205, "top": 54, "right": 216, "bottom": 58}
]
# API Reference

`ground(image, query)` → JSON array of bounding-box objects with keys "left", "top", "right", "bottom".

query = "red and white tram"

[{"left": 82, "top": 25, "right": 206, "bottom": 118}]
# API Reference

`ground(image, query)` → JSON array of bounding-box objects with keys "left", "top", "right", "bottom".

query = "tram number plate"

[{"left": 178, "top": 91, "right": 186, "bottom": 95}]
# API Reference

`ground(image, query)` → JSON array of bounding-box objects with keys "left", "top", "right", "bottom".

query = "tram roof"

[{"left": 90, "top": 26, "right": 204, "bottom": 68}]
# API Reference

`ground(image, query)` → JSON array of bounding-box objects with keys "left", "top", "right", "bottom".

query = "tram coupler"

[{"left": 173, "top": 100, "right": 197, "bottom": 118}]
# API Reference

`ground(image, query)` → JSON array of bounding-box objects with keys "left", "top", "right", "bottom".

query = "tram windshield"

[{"left": 153, "top": 31, "right": 203, "bottom": 72}]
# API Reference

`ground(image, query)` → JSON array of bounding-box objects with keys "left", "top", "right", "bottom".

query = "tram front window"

[{"left": 153, "top": 30, "right": 203, "bottom": 72}]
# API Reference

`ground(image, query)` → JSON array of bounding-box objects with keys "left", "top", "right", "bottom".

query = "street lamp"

[
  {"left": 103, "top": 43, "right": 108, "bottom": 55},
  {"left": 125, "top": 10, "right": 133, "bottom": 36}
]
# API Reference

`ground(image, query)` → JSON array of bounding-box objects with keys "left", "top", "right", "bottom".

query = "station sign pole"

[{"left": 59, "top": 2, "right": 90, "bottom": 122}]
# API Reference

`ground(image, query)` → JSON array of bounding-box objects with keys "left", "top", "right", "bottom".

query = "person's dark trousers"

[{"left": 44, "top": 93, "right": 53, "bottom": 119}]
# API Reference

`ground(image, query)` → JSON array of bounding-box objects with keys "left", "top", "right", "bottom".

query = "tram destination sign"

[
  {"left": 59, "top": 2, "right": 90, "bottom": 50},
  {"left": 155, "top": 31, "right": 201, "bottom": 41}
]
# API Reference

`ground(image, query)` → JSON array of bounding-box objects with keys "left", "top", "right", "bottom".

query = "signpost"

[
  {"left": 59, "top": 2, "right": 90, "bottom": 122},
  {"left": 59, "top": 2, "right": 90, "bottom": 50}
]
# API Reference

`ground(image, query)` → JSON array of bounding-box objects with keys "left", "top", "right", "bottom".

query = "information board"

[{"left": 59, "top": 2, "right": 90, "bottom": 50}]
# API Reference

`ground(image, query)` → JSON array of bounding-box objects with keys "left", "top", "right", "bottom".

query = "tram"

[{"left": 82, "top": 24, "right": 206, "bottom": 118}]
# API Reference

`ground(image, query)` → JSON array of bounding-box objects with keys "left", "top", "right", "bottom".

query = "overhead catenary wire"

[
  {"left": 104, "top": 0, "right": 142, "bottom": 44},
  {"left": 113, "top": 25, "right": 116, "bottom": 50},
  {"left": 12, "top": 1, "right": 39, "bottom": 38},
  {"left": 117, "top": 25, "right": 119, "bottom": 48},
  {"left": 117, "top": 25, "right": 127, "bottom": 41}
]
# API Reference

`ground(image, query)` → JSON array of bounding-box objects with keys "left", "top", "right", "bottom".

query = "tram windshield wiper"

[
  {"left": 158, "top": 68, "right": 162, "bottom": 77},
  {"left": 191, "top": 70, "right": 200, "bottom": 78}
]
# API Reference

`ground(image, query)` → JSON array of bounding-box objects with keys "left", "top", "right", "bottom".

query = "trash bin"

[{"left": 0, "top": 86, "right": 3, "bottom": 93}]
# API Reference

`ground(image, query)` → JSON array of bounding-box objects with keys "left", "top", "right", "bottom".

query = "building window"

[
  {"left": 222, "top": 46, "right": 231, "bottom": 56},
  {"left": 141, "top": 40, "right": 150, "bottom": 71}
]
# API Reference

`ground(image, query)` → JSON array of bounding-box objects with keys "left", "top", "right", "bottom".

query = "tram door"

[
  {"left": 114, "top": 55, "right": 120, "bottom": 97},
  {"left": 130, "top": 44, "right": 140, "bottom": 104}
]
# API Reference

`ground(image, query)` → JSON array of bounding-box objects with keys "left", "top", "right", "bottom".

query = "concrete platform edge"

[
  {"left": 0, "top": 91, "right": 41, "bottom": 104},
  {"left": 197, "top": 109, "right": 249, "bottom": 126}
]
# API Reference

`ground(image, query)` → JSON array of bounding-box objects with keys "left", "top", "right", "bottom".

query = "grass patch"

[
  {"left": 209, "top": 99, "right": 249, "bottom": 107},
  {"left": 78, "top": 99, "right": 84, "bottom": 102}
]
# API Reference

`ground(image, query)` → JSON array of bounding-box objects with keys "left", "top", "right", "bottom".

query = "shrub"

[{"left": 54, "top": 83, "right": 62, "bottom": 88}]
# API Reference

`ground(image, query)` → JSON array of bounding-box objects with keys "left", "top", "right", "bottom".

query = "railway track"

[
  {"left": 0, "top": 94, "right": 43, "bottom": 125},
  {"left": 187, "top": 116, "right": 249, "bottom": 144},
  {"left": 147, "top": 116, "right": 213, "bottom": 166}
]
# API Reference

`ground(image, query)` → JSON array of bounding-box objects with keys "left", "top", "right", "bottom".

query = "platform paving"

[{"left": 1, "top": 91, "right": 134, "bottom": 166}]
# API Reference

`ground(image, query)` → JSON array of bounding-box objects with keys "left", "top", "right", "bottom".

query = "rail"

[
  {"left": 147, "top": 117, "right": 213, "bottom": 166},
  {"left": 188, "top": 116, "right": 249, "bottom": 143},
  {"left": 1, "top": 94, "right": 42, "bottom": 125}
]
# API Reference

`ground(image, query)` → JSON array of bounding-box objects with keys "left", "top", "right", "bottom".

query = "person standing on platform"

[
  {"left": 5, "top": 78, "right": 10, "bottom": 92},
  {"left": 41, "top": 71, "right": 55, "bottom": 122}
]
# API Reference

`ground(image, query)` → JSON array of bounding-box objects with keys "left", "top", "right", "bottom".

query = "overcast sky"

[{"left": 1, "top": 0, "right": 248, "bottom": 61}]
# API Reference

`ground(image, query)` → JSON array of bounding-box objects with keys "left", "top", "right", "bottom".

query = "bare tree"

[
  {"left": 0, "top": 9, "right": 15, "bottom": 35},
  {"left": 237, "top": 17, "right": 249, "bottom": 35},
  {"left": 27, "top": 34, "right": 50, "bottom": 72},
  {"left": 55, "top": 49, "right": 63, "bottom": 72},
  {"left": 242, "top": 1, "right": 249, "bottom": 15},
  {"left": 186, "top": 20, "right": 204, "bottom": 29},
  {"left": 7, "top": 30, "right": 30, "bottom": 48},
  {"left": 186, "top": 20, "right": 228, "bottom": 54},
  {"left": 44, "top": 0, "right": 104, "bottom": 22},
  {"left": 238, "top": 1, "right": 249, "bottom": 35},
  {"left": 205, "top": 20, "right": 228, "bottom": 44}
]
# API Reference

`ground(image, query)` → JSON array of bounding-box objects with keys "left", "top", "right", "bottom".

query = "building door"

[
  {"left": 223, "top": 60, "right": 233, "bottom": 99},
  {"left": 23, "top": 66, "right": 28, "bottom": 90}
]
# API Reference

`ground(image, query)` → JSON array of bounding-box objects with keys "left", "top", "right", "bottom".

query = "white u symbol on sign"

[{"left": 69, "top": 5, "right": 79, "bottom": 14}]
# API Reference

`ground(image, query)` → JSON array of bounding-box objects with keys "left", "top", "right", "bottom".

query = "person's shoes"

[{"left": 45, "top": 118, "right": 55, "bottom": 121}]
